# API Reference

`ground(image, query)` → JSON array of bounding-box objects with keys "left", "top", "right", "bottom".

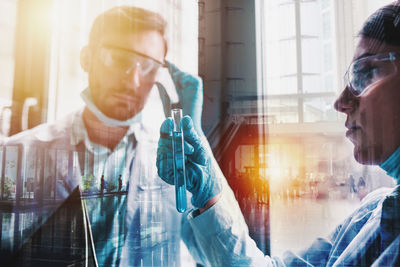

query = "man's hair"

[
  {"left": 359, "top": 1, "right": 400, "bottom": 46},
  {"left": 89, "top": 6, "right": 168, "bottom": 55}
]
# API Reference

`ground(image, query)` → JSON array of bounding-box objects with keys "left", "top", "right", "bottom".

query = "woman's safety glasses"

[
  {"left": 99, "top": 45, "right": 165, "bottom": 78},
  {"left": 344, "top": 52, "right": 400, "bottom": 96}
]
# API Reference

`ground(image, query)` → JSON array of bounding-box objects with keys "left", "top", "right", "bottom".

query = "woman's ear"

[{"left": 80, "top": 46, "right": 91, "bottom": 72}]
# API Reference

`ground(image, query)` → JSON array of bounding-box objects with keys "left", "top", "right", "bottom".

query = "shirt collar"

[
  {"left": 380, "top": 146, "right": 400, "bottom": 184},
  {"left": 72, "top": 84, "right": 165, "bottom": 150},
  {"left": 71, "top": 109, "right": 139, "bottom": 154}
]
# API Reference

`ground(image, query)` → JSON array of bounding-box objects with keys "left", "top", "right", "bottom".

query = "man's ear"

[{"left": 80, "top": 46, "right": 91, "bottom": 72}]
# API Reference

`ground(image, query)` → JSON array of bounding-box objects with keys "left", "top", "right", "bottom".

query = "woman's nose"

[{"left": 334, "top": 86, "right": 358, "bottom": 114}]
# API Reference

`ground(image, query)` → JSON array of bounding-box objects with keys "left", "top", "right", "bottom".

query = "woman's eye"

[{"left": 359, "top": 66, "right": 379, "bottom": 80}]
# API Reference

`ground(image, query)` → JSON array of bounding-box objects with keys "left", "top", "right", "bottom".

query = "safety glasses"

[
  {"left": 344, "top": 52, "right": 400, "bottom": 96},
  {"left": 99, "top": 45, "right": 165, "bottom": 77}
]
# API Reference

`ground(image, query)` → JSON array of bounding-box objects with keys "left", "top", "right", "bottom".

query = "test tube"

[{"left": 171, "top": 105, "right": 187, "bottom": 213}]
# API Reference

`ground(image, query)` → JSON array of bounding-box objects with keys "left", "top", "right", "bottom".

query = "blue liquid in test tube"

[{"left": 171, "top": 107, "right": 187, "bottom": 213}]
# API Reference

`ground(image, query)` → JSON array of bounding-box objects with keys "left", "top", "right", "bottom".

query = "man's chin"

[
  {"left": 353, "top": 146, "right": 379, "bottom": 165},
  {"left": 103, "top": 106, "right": 142, "bottom": 121},
  {"left": 108, "top": 112, "right": 138, "bottom": 121}
]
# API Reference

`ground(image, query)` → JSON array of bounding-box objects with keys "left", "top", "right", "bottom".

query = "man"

[
  {"left": 3, "top": 6, "right": 202, "bottom": 266},
  {"left": 157, "top": 2, "right": 400, "bottom": 266}
]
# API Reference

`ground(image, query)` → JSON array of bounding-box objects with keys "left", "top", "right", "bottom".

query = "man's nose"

[
  {"left": 334, "top": 86, "right": 358, "bottom": 114},
  {"left": 125, "top": 63, "right": 141, "bottom": 88}
]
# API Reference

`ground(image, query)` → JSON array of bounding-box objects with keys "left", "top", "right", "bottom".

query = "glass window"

[
  {"left": 0, "top": 0, "right": 18, "bottom": 136},
  {"left": 267, "top": 98, "right": 298, "bottom": 123},
  {"left": 300, "top": 0, "right": 320, "bottom": 37},
  {"left": 303, "top": 75, "right": 323, "bottom": 94},
  {"left": 263, "top": 0, "right": 336, "bottom": 122},
  {"left": 321, "top": 0, "right": 330, "bottom": 10},
  {"left": 322, "top": 11, "right": 331, "bottom": 39},
  {"left": 266, "top": 40, "right": 297, "bottom": 95},
  {"left": 265, "top": 2, "right": 296, "bottom": 40},
  {"left": 323, "top": 43, "right": 333, "bottom": 72},
  {"left": 261, "top": 0, "right": 396, "bottom": 256},
  {"left": 302, "top": 38, "right": 322, "bottom": 74},
  {"left": 264, "top": 1, "right": 297, "bottom": 96},
  {"left": 303, "top": 96, "right": 337, "bottom": 122}
]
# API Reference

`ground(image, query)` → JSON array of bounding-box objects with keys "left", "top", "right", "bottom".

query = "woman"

[{"left": 157, "top": 2, "right": 400, "bottom": 266}]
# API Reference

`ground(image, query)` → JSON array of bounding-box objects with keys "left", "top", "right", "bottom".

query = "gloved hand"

[
  {"left": 166, "top": 61, "right": 204, "bottom": 135},
  {"left": 157, "top": 116, "right": 222, "bottom": 208}
]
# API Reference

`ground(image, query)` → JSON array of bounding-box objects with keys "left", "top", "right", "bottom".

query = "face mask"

[{"left": 80, "top": 87, "right": 142, "bottom": 127}]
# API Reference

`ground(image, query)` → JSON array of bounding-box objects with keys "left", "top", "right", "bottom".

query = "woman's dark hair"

[{"left": 360, "top": 2, "right": 400, "bottom": 46}]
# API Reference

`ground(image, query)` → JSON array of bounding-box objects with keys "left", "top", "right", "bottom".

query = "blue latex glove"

[
  {"left": 157, "top": 116, "right": 222, "bottom": 208},
  {"left": 166, "top": 61, "right": 204, "bottom": 135}
]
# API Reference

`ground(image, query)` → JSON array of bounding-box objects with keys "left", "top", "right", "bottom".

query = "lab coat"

[
  {"left": 185, "top": 185, "right": 400, "bottom": 266},
  {"left": 1, "top": 83, "right": 198, "bottom": 266}
]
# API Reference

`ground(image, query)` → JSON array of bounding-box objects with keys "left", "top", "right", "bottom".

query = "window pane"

[
  {"left": 267, "top": 98, "right": 298, "bottom": 123},
  {"left": 265, "top": 2, "right": 295, "bottom": 40},
  {"left": 322, "top": 11, "right": 331, "bottom": 39},
  {"left": 300, "top": 3, "right": 335, "bottom": 94},
  {"left": 302, "top": 38, "right": 321, "bottom": 74},
  {"left": 303, "top": 96, "right": 338, "bottom": 122},
  {"left": 303, "top": 75, "right": 322, "bottom": 94},
  {"left": 321, "top": 0, "right": 330, "bottom": 9},
  {"left": 300, "top": 0, "right": 320, "bottom": 37},
  {"left": 265, "top": 1, "right": 298, "bottom": 98},
  {"left": 266, "top": 40, "right": 297, "bottom": 95}
]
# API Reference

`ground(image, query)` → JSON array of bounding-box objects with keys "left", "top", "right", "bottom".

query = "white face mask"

[{"left": 80, "top": 87, "right": 142, "bottom": 127}]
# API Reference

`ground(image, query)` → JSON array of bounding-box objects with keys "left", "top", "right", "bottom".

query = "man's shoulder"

[
  {"left": 5, "top": 110, "right": 80, "bottom": 147},
  {"left": 362, "top": 186, "right": 393, "bottom": 202},
  {"left": 339, "top": 187, "right": 394, "bottom": 226},
  {"left": 357, "top": 186, "right": 394, "bottom": 211}
]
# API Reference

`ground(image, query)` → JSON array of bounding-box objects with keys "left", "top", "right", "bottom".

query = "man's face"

[
  {"left": 334, "top": 38, "right": 400, "bottom": 165},
  {"left": 86, "top": 30, "right": 165, "bottom": 120}
]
